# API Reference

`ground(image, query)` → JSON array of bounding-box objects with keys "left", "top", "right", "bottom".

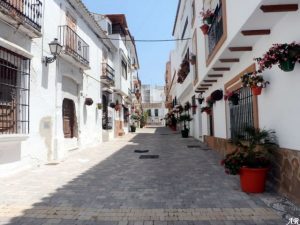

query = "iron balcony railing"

[
  {"left": 207, "top": 3, "right": 223, "bottom": 56},
  {"left": 101, "top": 63, "right": 115, "bottom": 85},
  {"left": 0, "top": 0, "right": 42, "bottom": 32},
  {"left": 58, "top": 25, "right": 89, "bottom": 66}
]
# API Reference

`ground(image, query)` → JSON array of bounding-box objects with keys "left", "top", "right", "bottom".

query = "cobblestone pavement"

[{"left": 0, "top": 127, "right": 288, "bottom": 225}]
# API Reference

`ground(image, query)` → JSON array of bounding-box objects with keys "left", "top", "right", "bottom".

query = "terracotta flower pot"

[
  {"left": 279, "top": 59, "right": 295, "bottom": 72},
  {"left": 251, "top": 87, "right": 262, "bottom": 96},
  {"left": 239, "top": 167, "right": 269, "bottom": 193},
  {"left": 200, "top": 24, "right": 209, "bottom": 35}
]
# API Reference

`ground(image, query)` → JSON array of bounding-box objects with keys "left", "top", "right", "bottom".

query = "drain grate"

[
  {"left": 139, "top": 155, "right": 159, "bottom": 159},
  {"left": 134, "top": 150, "right": 149, "bottom": 153},
  {"left": 187, "top": 145, "right": 210, "bottom": 151}
]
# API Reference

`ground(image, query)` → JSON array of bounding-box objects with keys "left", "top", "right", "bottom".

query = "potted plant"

[
  {"left": 184, "top": 101, "right": 191, "bottom": 111},
  {"left": 130, "top": 124, "right": 136, "bottom": 132},
  {"left": 201, "top": 106, "right": 212, "bottom": 115},
  {"left": 210, "top": 89, "right": 223, "bottom": 101},
  {"left": 189, "top": 54, "right": 197, "bottom": 65},
  {"left": 200, "top": 9, "right": 214, "bottom": 24},
  {"left": 200, "top": 9, "right": 214, "bottom": 35},
  {"left": 85, "top": 98, "right": 93, "bottom": 106},
  {"left": 224, "top": 91, "right": 240, "bottom": 105},
  {"left": 97, "top": 103, "right": 102, "bottom": 110},
  {"left": 255, "top": 42, "right": 300, "bottom": 72},
  {"left": 221, "top": 126, "right": 278, "bottom": 193},
  {"left": 115, "top": 100, "right": 121, "bottom": 111},
  {"left": 240, "top": 72, "right": 269, "bottom": 96},
  {"left": 178, "top": 114, "right": 193, "bottom": 138}
]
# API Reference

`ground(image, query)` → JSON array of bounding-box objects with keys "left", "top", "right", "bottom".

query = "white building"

[
  {"left": 0, "top": 0, "right": 138, "bottom": 175},
  {"left": 94, "top": 13, "right": 139, "bottom": 139},
  {"left": 168, "top": 0, "right": 300, "bottom": 203},
  {"left": 142, "top": 85, "right": 167, "bottom": 125}
]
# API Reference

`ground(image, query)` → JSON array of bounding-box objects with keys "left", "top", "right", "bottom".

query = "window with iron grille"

[
  {"left": 102, "top": 92, "right": 112, "bottom": 130},
  {"left": 154, "top": 109, "right": 158, "bottom": 117},
  {"left": 229, "top": 87, "right": 254, "bottom": 140},
  {"left": 191, "top": 95, "right": 196, "bottom": 115},
  {"left": 0, "top": 47, "right": 30, "bottom": 134}
]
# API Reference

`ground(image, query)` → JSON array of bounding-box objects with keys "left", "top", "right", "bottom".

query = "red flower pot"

[
  {"left": 239, "top": 167, "right": 269, "bottom": 193},
  {"left": 251, "top": 87, "right": 262, "bottom": 96},
  {"left": 200, "top": 24, "right": 209, "bottom": 35}
]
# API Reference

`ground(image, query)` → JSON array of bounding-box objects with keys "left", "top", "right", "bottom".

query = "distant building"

[{"left": 141, "top": 85, "right": 168, "bottom": 125}]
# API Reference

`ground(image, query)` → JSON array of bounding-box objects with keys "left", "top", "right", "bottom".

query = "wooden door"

[{"left": 62, "top": 98, "right": 77, "bottom": 138}]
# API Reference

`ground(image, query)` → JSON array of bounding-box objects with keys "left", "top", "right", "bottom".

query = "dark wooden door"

[{"left": 62, "top": 98, "right": 77, "bottom": 138}]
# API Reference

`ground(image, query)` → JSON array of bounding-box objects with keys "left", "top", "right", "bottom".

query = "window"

[
  {"left": 229, "top": 87, "right": 254, "bottom": 140},
  {"left": 62, "top": 98, "right": 78, "bottom": 138},
  {"left": 0, "top": 47, "right": 30, "bottom": 134},
  {"left": 181, "top": 18, "right": 188, "bottom": 39},
  {"left": 107, "top": 22, "right": 112, "bottom": 35},
  {"left": 102, "top": 92, "right": 112, "bottom": 130},
  {"left": 192, "top": 95, "right": 196, "bottom": 115},
  {"left": 154, "top": 109, "right": 158, "bottom": 117},
  {"left": 147, "top": 109, "right": 151, "bottom": 117},
  {"left": 123, "top": 106, "right": 129, "bottom": 124},
  {"left": 121, "top": 60, "right": 127, "bottom": 80},
  {"left": 192, "top": 0, "right": 196, "bottom": 25}
]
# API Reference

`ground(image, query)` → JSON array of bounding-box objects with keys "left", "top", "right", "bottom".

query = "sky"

[{"left": 82, "top": 0, "right": 178, "bottom": 86}]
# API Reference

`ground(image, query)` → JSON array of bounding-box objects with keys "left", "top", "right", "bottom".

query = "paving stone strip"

[{"left": 0, "top": 206, "right": 280, "bottom": 222}]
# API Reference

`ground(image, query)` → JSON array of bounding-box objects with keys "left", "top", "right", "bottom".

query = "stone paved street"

[{"left": 0, "top": 127, "right": 288, "bottom": 225}]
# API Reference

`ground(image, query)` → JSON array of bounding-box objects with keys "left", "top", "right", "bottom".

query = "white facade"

[
  {"left": 0, "top": 0, "right": 139, "bottom": 176},
  {"left": 168, "top": 0, "right": 300, "bottom": 202},
  {"left": 142, "top": 85, "right": 168, "bottom": 125}
]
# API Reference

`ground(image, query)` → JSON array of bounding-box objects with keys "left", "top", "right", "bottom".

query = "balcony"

[
  {"left": 0, "top": 0, "right": 42, "bottom": 37},
  {"left": 208, "top": 4, "right": 223, "bottom": 56},
  {"left": 58, "top": 25, "right": 90, "bottom": 69},
  {"left": 101, "top": 63, "right": 115, "bottom": 86},
  {"left": 206, "top": 1, "right": 227, "bottom": 66}
]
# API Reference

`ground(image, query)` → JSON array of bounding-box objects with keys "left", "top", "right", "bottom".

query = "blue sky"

[{"left": 82, "top": 0, "right": 178, "bottom": 86}]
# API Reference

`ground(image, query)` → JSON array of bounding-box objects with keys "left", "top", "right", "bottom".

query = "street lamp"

[{"left": 43, "top": 38, "right": 62, "bottom": 66}]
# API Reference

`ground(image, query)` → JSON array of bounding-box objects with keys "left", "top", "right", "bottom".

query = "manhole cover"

[
  {"left": 134, "top": 150, "right": 149, "bottom": 153},
  {"left": 139, "top": 155, "right": 159, "bottom": 159}
]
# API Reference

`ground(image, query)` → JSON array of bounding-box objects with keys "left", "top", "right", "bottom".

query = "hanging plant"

[
  {"left": 241, "top": 72, "right": 269, "bottom": 96},
  {"left": 184, "top": 102, "right": 191, "bottom": 111},
  {"left": 255, "top": 42, "right": 300, "bottom": 72},
  {"left": 97, "top": 103, "right": 102, "bottom": 110},
  {"left": 189, "top": 54, "right": 197, "bottom": 65},
  {"left": 224, "top": 91, "right": 239, "bottom": 105},
  {"left": 109, "top": 102, "right": 116, "bottom": 108},
  {"left": 85, "top": 98, "right": 93, "bottom": 106},
  {"left": 200, "top": 9, "right": 214, "bottom": 24},
  {"left": 211, "top": 89, "right": 223, "bottom": 101},
  {"left": 201, "top": 106, "right": 212, "bottom": 115},
  {"left": 200, "top": 24, "right": 209, "bottom": 35}
]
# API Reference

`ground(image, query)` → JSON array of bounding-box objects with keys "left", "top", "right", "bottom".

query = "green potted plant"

[
  {"left": 221, "top": 126, "right": 278, "bottom": 193},
  {"left": 178, "top": 114, "right": 192, "bottom": 138},
  {"left": 255, "top": 42, "right": 300, "bottom": 72},
  {"left": 241, "top": 72, "right": 269, "bottom": 96},
  {"left": 130, "top": 124, "right": 136, "bottom": 132}
]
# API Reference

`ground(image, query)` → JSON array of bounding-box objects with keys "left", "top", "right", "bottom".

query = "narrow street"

[{"left": 0, "top": 127, "right": 285, "bottom": 225}]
